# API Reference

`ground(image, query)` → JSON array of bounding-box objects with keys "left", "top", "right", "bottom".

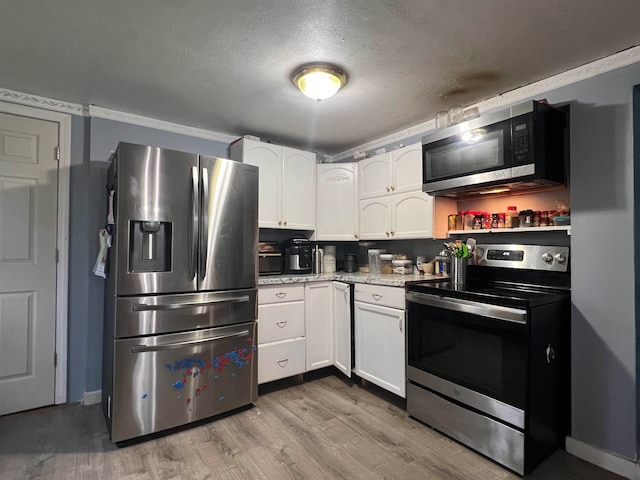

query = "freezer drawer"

[
  {"left": 107, "top": 322, "right": 257, "bottom": 443},
  {"left": 113, "top": 289, "right": 257, "bottom": 338}
]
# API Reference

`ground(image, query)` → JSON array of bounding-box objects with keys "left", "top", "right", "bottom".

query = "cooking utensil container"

[{"left": 451, "top": 256, "right": 468, "bottom": 285}]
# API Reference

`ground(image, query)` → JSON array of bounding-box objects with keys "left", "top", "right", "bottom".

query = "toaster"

[{"left": 258, "top": 242, "right": 283, "bottom": 275}]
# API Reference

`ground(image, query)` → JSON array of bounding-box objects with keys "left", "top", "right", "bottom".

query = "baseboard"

[
  {"left": 566, "top": 436, "right": 640, "bottom": 479},
  {"left": 82, "top": 390, "right": 102, "bottom": 406}
]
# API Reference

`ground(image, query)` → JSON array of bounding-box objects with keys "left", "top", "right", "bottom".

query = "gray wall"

[
  {"left": 66, "top": 117, "right": 229, "bottom": 402},
  {"left": 63, "top": 63, "right": 638, "bottom": 461}
]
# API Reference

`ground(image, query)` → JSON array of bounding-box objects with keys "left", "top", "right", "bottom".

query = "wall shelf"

[{"left": 447, "top": 225, "right": 571, "bottom": 236}]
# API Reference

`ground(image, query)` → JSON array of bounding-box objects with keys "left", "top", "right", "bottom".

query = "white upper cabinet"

[
  {"left": 230, "top": 139, "right": 316, "bottom": 230},
  {"left": 358, "top": 142, "right": 435, "bottom": 240},
  {"left": 316, "top": 163, "right": 359, "bottom": 241},
  {"left": 359, "top": 153, "right": 391, "bottom": 199},
  {"left": 391, "top": 142, "right": 423, "bottom": 194},
  {"left": 358, "top": 143, "right": 422, "bottom": 199}
]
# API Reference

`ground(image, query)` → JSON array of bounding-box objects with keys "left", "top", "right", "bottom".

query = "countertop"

[{"left": 258, "top": 271, "right": 440, "bottom": 288}]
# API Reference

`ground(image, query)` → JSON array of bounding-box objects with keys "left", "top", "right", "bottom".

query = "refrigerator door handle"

[
  {"left": 130, "top": 329, "right": 250, "bottom": 353},
  {"left": 200, "top": 167, "right": 210, "bottom": 279},
  {"left": 131, "top": 295, "right": 250, "bottom": 311},
  {"left": 189, "top": 166, "right": 199, "bottom": 279}
]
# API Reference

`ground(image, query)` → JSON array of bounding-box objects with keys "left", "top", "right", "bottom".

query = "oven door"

[{"left": 406, "top": 291, "right": 528, "bottom": 427}]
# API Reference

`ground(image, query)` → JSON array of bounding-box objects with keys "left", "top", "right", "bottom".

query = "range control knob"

[
  {"left": 554, "top": 253, "right": 567, "bottom": 264},
  {"left": 541, "top": 252, "right": 553, "bottom": 263}
]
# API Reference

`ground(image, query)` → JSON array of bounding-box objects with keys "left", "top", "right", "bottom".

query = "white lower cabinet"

[
  {"left": 257, "top": 281, "right": 352, "bottom": 385},
  {"left": 354, "top": 284, "right": 406, "bottom": 398},
  {"left": 305, "top": 282, "right": 333, "bottom": 371},
  {"left": 258, "top": 338, "right": 306, "bottom": 385},
  {"left": 257, "top": 285, "right": 306, "bottom": 384},
  {"left": 333, "top": 281, "right": 351, "bottom": 378}
]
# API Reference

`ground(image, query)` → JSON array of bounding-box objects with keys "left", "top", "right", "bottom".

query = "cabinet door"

[
  {"left": 390, "top": 191, "right": 435, "bottom": 239},
  {"left": 242, "top": 141, "right": 282, "bottom": 228},
  {"left": 316, "top": 163, "right": 359, "bottom": 241},
  {"left": 282, "top": 147, "right": 316, "bottom": 230},
  {"left": 354, "top": 301, "right": 405, "bottom": 398},
  {"left": 304, "top": 282, "right": 333, "bottom": 371},
  {"left": 391, "top": 142, "right": 422, "bottom": 194},
  {"left": 359, "top": 197, "right": 391, "bottom": 240},
  {"left": 332, "top": 282, "right": 351, "bottom": 378},
  {"left": 358, "top": 153, "right": 391, "bottom": 199}
]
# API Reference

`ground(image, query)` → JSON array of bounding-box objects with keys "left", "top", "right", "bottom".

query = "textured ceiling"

[{"left": 2, "top": 1, "right": 640, "bottom": 156}]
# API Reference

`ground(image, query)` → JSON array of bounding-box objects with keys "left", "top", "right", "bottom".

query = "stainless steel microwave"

[{"left": 422, "top": 101, "right": 568, "bottom": 198}]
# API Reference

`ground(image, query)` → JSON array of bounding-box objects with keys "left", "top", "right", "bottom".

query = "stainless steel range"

[
  {"left": 406, "top": 244, "right": 570, "bottom": 475},
  {"left": 102, "top": 143, "right": 259, "bottom": 443}
]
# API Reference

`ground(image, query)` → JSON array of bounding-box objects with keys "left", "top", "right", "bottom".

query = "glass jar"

[
  {"left": 380, "top": 253, "right": 394, "bottom": 274},
  {"left": 498, "top": 213, "right": 506, "bottom": 228},
  {"left": 533, "top": 211, "right": 541, "bottom": 227},
  {"left": 368, "top": 249, "right": 384, "bottom": 274},
  {"left": 358, "top": 242, "right": 376, "bottom": 272},
  {"left": 540, "top": 210, "right": 550, "bottom": 227},
  {"left": 491, "top": 213, "right": 499, "bottom": 229},
  {"left": 323, "top": 245, "right": 336, "bottom": 273},
  {"left": 507, "top": 206, "right": 518, "bottom": 228}
]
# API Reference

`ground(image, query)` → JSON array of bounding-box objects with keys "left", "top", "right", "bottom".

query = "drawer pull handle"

[
  {"left": 275, "top": 291, "right": 287, "bottom": 298},
  {"left": 372, "top": 293, "right": 382, "bottom": 301},
  {"left": 276, "top": 321, "right": 288, "bottom": 328},
  {"left": 277, "top": 358, "right": 289, "bottom": 367}
]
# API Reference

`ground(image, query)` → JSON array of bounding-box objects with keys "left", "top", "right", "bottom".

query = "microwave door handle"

[
  {"left": 189, "top": 166, "right": 199, "bottom": 279},
  {"left": 406, "top": 291, "right": 527, "bottom": 324},
  {"left": 200, "top": 167, "right": 210, "bottom": 280},
  {"left": 130, "top": 329, "right": 249, "bottom": 353}
]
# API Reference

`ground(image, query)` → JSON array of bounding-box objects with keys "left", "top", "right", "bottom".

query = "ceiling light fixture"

[{"left": 291, "top": 63, "right": 347, "bottom": 101}]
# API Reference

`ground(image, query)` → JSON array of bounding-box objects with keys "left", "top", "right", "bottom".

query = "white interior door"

[{"left": 0, "top": 112, "right": 59, "bottom": 415}]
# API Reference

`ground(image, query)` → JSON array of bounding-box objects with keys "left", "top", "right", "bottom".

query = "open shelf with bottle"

[{"left": 447, "top": 225, "right": 571, "bottom": 236}]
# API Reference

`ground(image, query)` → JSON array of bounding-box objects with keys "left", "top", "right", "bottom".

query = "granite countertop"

[{"left": 258, "top": 271, "right": 440, "bottom": 288}]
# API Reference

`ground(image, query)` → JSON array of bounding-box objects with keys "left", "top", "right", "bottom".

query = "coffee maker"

[{"left": 283, "top": 238, "right": 312, "bottom": 274}]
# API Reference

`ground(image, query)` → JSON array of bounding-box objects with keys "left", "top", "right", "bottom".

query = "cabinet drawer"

[
  {"left": 258, "top": 284, "right": 305, "bottom": 305},
  {"left": 354, "top": 284, "right": 405, "bottom": 310},
  {"left": 258, "top": 338, "right": 306, "bottom": 384},
  {"left": 258, "top": 301, "right": 305, "bottom": 344}
]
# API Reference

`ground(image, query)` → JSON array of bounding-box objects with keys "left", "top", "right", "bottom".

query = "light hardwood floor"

[{"left": 0, "top": 373, "right": 624, "bottom": 480}]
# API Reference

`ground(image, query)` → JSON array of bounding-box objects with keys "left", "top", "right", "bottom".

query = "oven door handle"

[
  {"left": 406, "top": 292, "right": 527, "bottom": 324},
  {"left": 130, "top": 329, "right": 249, "bottom": 353}
]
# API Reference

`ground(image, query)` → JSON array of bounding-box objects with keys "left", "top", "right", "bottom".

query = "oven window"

[{"left": 407, "top": 301, "right": 527, "bottom": 409}]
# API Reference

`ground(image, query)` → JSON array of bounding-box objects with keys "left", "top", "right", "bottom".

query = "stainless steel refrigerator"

[{"left": 102, "top": 142, "right": 259, "bottom": 443}]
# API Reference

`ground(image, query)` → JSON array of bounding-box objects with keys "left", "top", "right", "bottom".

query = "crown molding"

[
  {"left": 0, "top": 87, "right": 84, "bottom": 116},
  {"left": 330, "top": 45, "right": 640, "bottom": 162},
  {"left": 88, "top": 105, "right": 238, "bottom": 143}
]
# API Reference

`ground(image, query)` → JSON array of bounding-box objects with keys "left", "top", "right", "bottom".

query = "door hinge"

[{"left": 55, "top": 146, "right": 60, "bottom": 161}]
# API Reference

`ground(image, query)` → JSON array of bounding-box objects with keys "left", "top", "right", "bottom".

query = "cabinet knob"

[
  {"left": 390, "top": 231, "right": 395, "bottom": 236},
  {"left": 372, "top": 293, "right": 382, "bottom": 301},
  {"left": 284, "top": 221, "right": 287, "bottom": 226},
  {"left": 275, "top": 291, "right": 287, "bottom": 298},
  {"left": 386, "top": 231, "right": 390, "bottom": 237},
  {"left": 391, "top": 186, "right": 395, "bottom": 191},
  {"left": 386, "top": 186, "right": 391, "bottom": 192},
  {"left": 354, "top": 234, "right": 359, "bottom": 239},
  {"left": 278, "top": 221, "right": 282, "bottom": 226},
  {"left": 276, "top": 321, "right": 288, "bottom": 328}
]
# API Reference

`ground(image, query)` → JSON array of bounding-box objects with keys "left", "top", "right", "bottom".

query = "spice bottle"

[
  {"left": 506, "top": 206, "right": 518, "bottom": 228},
  {"left": 498, "top": 213, "right": 506, "bottom": 228}
]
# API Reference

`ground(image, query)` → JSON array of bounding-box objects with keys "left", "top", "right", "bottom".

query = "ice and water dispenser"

[{"left": 128, "top": 220, "right": 172, "bottom": 272}]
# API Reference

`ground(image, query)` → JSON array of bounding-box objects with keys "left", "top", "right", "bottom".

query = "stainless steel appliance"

[
  {"left": 258, "top": 241, "right": 283, "bottom": 275},
  {"left": 406, "top": 244, "right": 570, "bottom": 475},
  {"left": 283, "top": 238, "right": 312, "bottom": 273},
  {"left": 102, "top": 142, "right": 259, "bottom": 443},
  {"left": 422, "top": 101, "right": 568, "bottom": 198}
]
